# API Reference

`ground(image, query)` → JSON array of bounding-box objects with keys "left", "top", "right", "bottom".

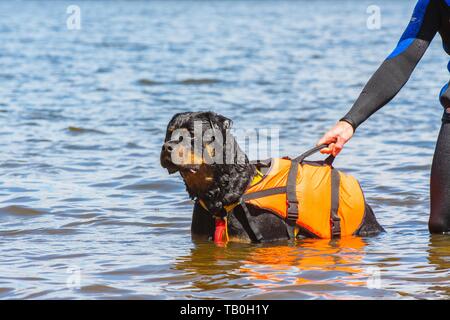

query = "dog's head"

[
  {"left": 160, "top": 111, "right": 232, "bottom": 174},
  {"left": 160, "top": 111, "right": 255, "bottom": 215}
]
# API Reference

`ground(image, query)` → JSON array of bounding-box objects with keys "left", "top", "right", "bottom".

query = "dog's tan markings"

[
  {"left": 180, "top": 165, "right": 214, "bottom": 194},
  {"left": 170, "top": 144, "right": 203, "bottom": 167},
  {"left": 204, "top": 144, "right": 216, "bottom": 160}
]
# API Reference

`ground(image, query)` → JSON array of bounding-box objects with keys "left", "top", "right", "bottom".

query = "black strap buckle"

[
  {"left": 331, "top": 218, "right": 341, "bottom": 237},
  {"left": 287, "top": 199, "right": 298, "bottom": 209},
  {"left": 287, "top": 201, "right": 299, "bottom": 223}
]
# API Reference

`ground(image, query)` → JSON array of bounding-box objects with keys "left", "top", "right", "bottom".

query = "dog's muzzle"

[{"left": 160, "top": 142, "right": 179, "bottom": 174}]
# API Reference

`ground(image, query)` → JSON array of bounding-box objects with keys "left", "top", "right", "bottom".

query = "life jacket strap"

[
  {"left": 288, "top": 145, "right": 342, "bottom": 237},
  {"left": 330, "top": 168, "right": 341, "bottom": 237},
  {"left": 293, "top": 144, "right": 335, "bottom": 165},
  {"left": 288, "top": 145, "right": 335, "bottom": 225},
  {"left": 286, "top": 159, "right": 299, "bottom": 224},
  {"left": 241, "top": 187, "right": 286, "bottom": 201},
  {"left": 239, "top": 200, "right": 264, "bottom": 242}
]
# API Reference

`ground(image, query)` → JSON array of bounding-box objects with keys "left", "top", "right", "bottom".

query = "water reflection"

[
  {"left": 426, "top": 235, "right": 450, "bottom": 298},
  {"left": 0, "top": 0, "right": 449, "bottom": 299},
  {"left": 174, "top": 237, "right": 372, "bottom": 297},
  {"left": 428, "top": 235, "right": 450, "bottom": 270}
]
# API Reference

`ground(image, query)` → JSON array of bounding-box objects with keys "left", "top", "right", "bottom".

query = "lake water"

[{"left": 0, "top": 0, "right": 449, "bottom": 299}]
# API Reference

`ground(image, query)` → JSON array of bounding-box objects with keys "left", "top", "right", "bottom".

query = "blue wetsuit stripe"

[{"left": 387, "top": 0, "right": 431, "bottom": 60}]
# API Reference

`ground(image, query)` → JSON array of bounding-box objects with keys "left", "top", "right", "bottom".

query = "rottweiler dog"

[{"left": 160, "top": 111, "right": 384, "bottom": 243}]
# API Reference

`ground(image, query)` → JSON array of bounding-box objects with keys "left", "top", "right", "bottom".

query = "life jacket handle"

[{"left": 293, "top": 144, "right": 335, "bottom": 165}]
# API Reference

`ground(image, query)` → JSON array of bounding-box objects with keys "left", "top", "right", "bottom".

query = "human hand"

[{"left": 317, "top": 121, "right": 354, "bottom": 156}]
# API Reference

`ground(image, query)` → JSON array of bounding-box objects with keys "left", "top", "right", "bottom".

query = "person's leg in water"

[{"left": 430, "top": 109, "right": 450, "bottom": 234}]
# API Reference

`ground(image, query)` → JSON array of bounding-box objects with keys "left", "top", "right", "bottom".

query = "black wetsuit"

[{"left": 340, "top": 0, "right": 450, "bottom": 233}]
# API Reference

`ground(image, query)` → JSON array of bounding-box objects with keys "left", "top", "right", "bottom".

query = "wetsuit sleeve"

[{"left": 341, "top": 0, "right": 441, "bottom": 130}]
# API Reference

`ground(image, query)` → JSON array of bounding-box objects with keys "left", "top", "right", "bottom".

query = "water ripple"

[
  {"left": 0, "top": 205, "right": 47, "bottom": 217},
  {"left": 0, "top": 0, "right": 448, "bottom": 300}
]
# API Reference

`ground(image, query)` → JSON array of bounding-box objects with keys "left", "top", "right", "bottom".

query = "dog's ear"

[
  {"left": 165, "top": 112, "right": 194, "bottom": 140},
  {"left": 215, "top": 114, "right": 232, "bottom": 130},
  {"left": 168, "top": 112, "right": 193, "bottom": 128}
]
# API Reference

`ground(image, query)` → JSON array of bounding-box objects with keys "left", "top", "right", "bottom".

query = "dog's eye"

[
  {"left": 178, "top": 136, "right": 184, "bottom": 142},
  {"left": 204, "top": 135, "right": 215, "bottom": 143}
]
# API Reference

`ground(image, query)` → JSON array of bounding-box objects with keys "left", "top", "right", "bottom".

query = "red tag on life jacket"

[{"left": 214, "top": 218, "right": 228, "bottom": 244}]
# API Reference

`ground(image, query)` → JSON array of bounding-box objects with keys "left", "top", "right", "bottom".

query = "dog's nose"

[{"left": 162, "top": 142, "right": 174, "bottom": 153}]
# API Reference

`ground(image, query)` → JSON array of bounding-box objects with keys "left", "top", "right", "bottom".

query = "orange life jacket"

[{"left": 241, "top": 147, "right": 367, "bottom": 239}]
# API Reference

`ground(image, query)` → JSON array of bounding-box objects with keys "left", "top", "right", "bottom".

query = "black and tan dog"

[{"left": 161, "top": 111, "right": 384, "bottom": 243}]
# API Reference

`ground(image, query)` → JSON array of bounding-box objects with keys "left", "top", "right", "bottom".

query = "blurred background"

[{"left": 0, "top": 0, "right": 448, "bottom": 299}]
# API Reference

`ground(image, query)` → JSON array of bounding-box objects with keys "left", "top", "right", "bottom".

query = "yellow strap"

[
  {"left": 199, "top": 168, "right": 264, "bottom": 214},
  {"left": 199, "top": 169, "right": 264, "bottom": 244},
  {"left": 199, "top": 197, "right": 240, "bottom": 213},
  {"left": 223, "top": 217, "right": 229, "bottom": 242},
  {"left": 251, "top": 168, "right": 264, "bottom": 186},
  {"left": 294, "top": 226, "right": 299, "bottom": 238}
]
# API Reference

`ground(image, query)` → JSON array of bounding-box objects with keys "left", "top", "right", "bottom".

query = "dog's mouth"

[
  {"left": 161, "top": 142, "right": 207, "bottom": 175},
  {"left": 163, "top": 163, "right": 200, "bottom": 175},
  {"left": 160, "top": 157, "right": 179, "bottom": 174},
  {"left": 161, "top": 152, "right": 201, "bottom": 175},
  {"left": 179, "top": 164, "right": 200, "bottom": 175},
  {"left": 179, "top": 163, "right": 215, "bottom": 197}
]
